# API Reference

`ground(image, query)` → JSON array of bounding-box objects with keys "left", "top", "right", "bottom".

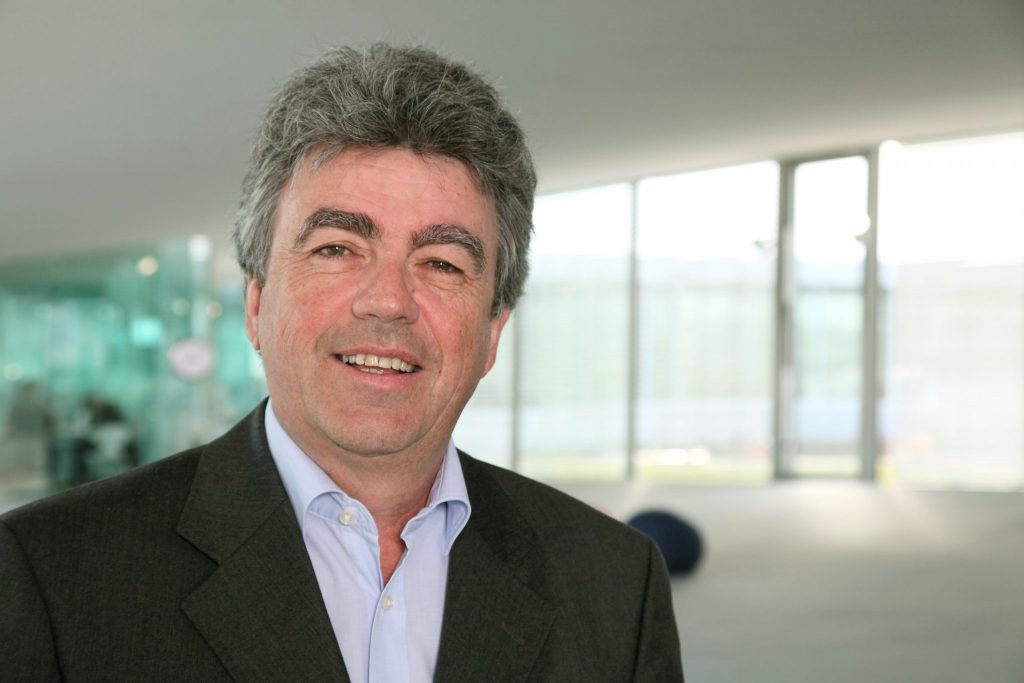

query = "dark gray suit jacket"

[{"left": 1, "top": 404, "right": 683, "bottom": 681}]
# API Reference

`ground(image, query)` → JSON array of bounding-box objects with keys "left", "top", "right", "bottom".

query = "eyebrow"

[
  {"left": 411, "top": 224, "right": 486, "bottom": 274},
  {"left": 293, "top": 208, "right": 379, "bottom": 248},
  {"left": 294, "top": 207, "right": 486, "bottom": 273}
]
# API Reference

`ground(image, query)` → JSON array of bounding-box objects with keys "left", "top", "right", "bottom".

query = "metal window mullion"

[
  {"left": 860, "top": 148, "right": 881, "bottom": 481},
  {"left": 625, "top": 180, "right": 640, "bottom": 480},
  {"left": 773, "top": 162, "right": 797, "bottom": 480}
]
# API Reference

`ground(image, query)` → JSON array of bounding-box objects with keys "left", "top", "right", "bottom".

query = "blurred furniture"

[{"left": 628, "top": 510, "right": 704, "bottom": 576}]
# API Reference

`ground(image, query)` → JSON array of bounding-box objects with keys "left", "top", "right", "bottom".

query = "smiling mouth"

[{"left": 339, "top": 354, "right": 418, "bottom": 374}]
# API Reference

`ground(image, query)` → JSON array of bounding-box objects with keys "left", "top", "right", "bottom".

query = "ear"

[
  {"left": 244, "top": 276, "right": 263, "bottom": 351},
  {"left": 483, "top": 306, "right": 512, "bottom": 375}
]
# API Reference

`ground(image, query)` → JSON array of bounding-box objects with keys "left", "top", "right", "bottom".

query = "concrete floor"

[{"left": 562, "top": 480, "right": 1024, "bottom": 683}]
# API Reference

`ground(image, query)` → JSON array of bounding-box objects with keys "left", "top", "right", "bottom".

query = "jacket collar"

[
  {"left": 174, "top": 404, "right": 556, "bottom": 682},
  {"left": 433, "top": 452, "right": 558, "bottom": 682},
  {"left": 176, "top": 401, "right": 349, "bottom": 681}
]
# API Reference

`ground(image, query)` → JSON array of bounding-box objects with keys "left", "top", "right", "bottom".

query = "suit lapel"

[
  {"left": 176, "top": 404, "right": 349, "bottom": 682},
  {"left": 433, "top": 454, "right": 557, "bottom": 683}
]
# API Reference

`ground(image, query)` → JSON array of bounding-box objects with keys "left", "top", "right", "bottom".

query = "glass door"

[{"left": 777, "top": 155, "right": 871, "bottom": 478}]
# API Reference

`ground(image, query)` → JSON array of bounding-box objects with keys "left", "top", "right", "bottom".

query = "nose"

[{"left": 350, "top": 260, "right": 420, "bottom": 324}]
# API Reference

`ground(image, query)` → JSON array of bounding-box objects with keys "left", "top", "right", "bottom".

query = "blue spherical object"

[{"left": 628, "top": 510, "right": 704, "bottom": 576}]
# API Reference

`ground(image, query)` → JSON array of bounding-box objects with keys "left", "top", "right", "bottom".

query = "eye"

[
  {"left": 315, "top": 245, "right": 350, "bottom": 258},
  {"left": 427, "top": 259, "right": 462, "bottom": 275}
]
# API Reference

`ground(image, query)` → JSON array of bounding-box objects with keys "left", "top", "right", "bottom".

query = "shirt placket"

[{"left": 367, "top": 553, "right": 408, "bottom": 683}]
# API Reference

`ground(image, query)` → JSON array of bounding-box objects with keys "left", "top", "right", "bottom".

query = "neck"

[
  {"left": 303, "top": 437, "right": 447, "bottom": 584},
  {"left": 269, "top": 401, "right": 452, "bottom": 582},
  {"left": 311, "top": 440, "right": 444, "bottom": 522}
]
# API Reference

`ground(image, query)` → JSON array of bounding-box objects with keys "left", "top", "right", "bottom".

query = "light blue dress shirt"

[{"left": 264, "top": 401, "right": 472, "bottom": 683}]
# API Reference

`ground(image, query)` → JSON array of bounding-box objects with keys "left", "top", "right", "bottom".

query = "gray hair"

[{"left": 233, "top": 44, "right": 536, "bottom": 316}]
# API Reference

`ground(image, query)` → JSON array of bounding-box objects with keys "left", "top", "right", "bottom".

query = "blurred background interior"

[{"left": 2, "top": 1, "right": 1023, "bottom": 681}]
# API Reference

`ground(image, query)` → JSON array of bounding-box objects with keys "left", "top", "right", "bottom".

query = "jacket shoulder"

[
  {"left": 458, "top": 452, "right": 653, "bottom": 558},
  {"left": 1, "top": 446, "right": 204, "bottom": 544},
  {"left": 453, "top": 453, "right": 683, "bottom": 681}
]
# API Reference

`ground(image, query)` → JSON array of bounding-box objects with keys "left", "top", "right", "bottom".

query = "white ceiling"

[{"left": 2, "top": 0, "right": 1022, "bottom": 264}]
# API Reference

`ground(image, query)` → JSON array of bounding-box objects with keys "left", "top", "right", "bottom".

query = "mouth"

[{"left": 338, "top": 353, "right": 418, "bottom": 375}]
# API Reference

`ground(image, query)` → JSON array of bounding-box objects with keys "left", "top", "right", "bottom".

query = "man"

[{"left": 1, "top": 45, "right": 683, "bottom": 681}]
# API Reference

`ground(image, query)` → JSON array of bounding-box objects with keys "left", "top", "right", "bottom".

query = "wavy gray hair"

[{"left": 233, "top": 44, "right": 535, "bottom": 316}]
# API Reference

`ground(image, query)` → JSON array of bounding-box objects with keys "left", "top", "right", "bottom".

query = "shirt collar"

[
  {"left": 425, "top": 438, "right": 472, "bottom": 553},
  {"left": 264, "top": 400, "right": 471, "bottom": 553}
]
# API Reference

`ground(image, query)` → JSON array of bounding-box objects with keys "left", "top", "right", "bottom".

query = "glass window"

[
  {"left": 518, "top": 184, "right": 632, "bottom": 481},
  {"left": 8, "top": 129, "right": 1022, "bottom": 498},
  {"left": 453, "top": 315, "right": 515, "bottom": 469},
  {"left": 0, "top": 240, "right": 262, "bottom": 496},
  {"left": 636, "top": 162, "right": 778, "bottom": 482},
  {"left": 878, "top": 132, "right": 1024, "bottom": 489}
]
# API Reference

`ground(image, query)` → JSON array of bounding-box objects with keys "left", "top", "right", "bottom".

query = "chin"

[{"left": 323, "top": 423, "right": 422, "bottom": 458}]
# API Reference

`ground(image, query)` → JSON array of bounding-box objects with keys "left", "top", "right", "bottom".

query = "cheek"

[
  {"left": 262, "top": 281, "right": 333, "bottom": 348},
  {"left": 459, "top": 315, "right": 501, "bottom": 372},
  {"left": 420, "top": 293, "right": 491, "bottom": 344}
]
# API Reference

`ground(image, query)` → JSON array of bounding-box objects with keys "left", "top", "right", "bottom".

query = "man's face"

[{"left": 245, "top": 146, "right": 510, "bottom": 462}]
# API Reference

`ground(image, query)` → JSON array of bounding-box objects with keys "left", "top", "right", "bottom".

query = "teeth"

[{"left": 340, "top": 354, "right": 415, "bottom": 373}]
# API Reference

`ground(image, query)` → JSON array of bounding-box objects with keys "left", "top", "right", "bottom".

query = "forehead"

[{"left": 276, "top": 146, "right": 497, "bottom": 240}]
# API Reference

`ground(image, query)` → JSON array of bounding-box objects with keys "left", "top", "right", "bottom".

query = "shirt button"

[
  {"left": 382, "top": 595, "right": 395, "bottom": 611},
  {"left": 339, "top": 509, "right": 356, "bottom": 525}
]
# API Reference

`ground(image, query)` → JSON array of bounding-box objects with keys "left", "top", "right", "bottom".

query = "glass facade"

[
  {"left": 0, "top": 240, "right": 264, "bottom": 493},
  {"left": 636, "top": 163, "right": 778, "bottom": 482},
  {"left": 877, "top": 132, "right": 1024, "bottom": 489},
  {"left": 518, "top": 184, "right": 633, "bottom": 481},
  {"left": 3, "top": 129, "right": 1022, "bottom": 496}
]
